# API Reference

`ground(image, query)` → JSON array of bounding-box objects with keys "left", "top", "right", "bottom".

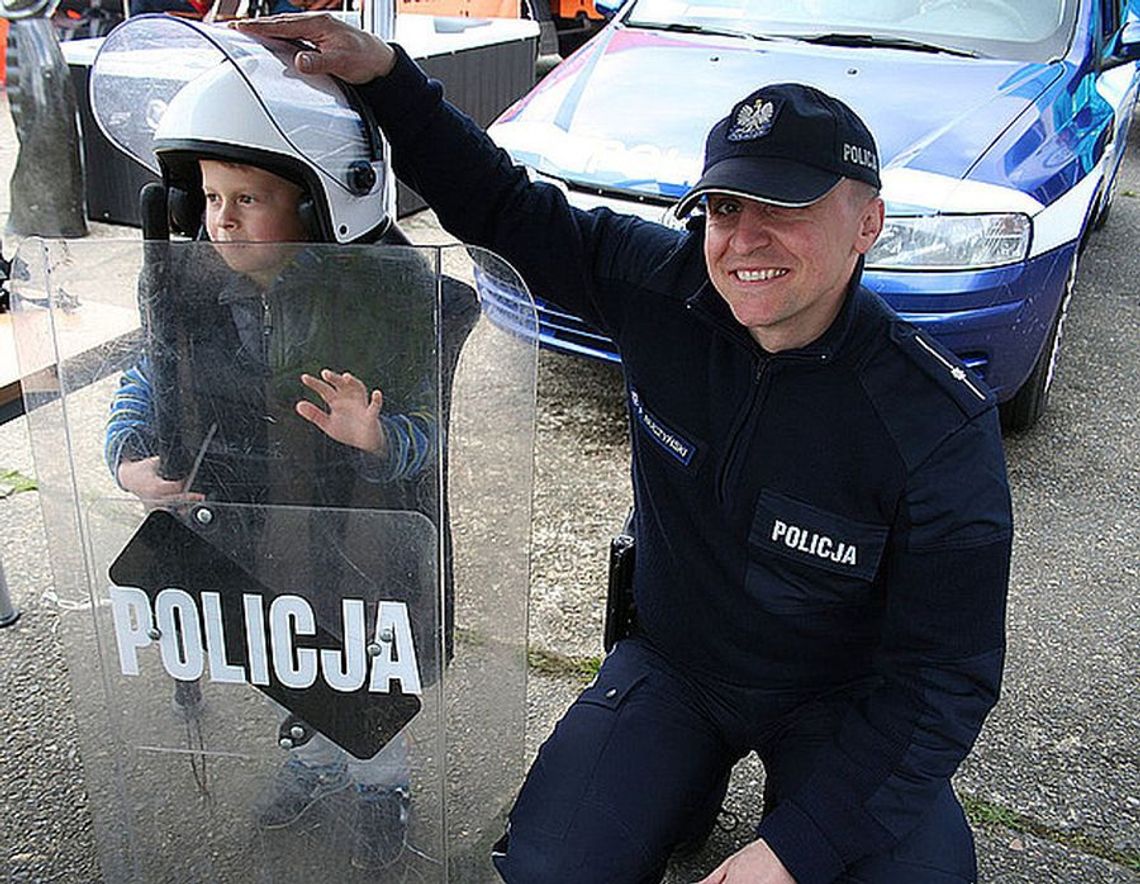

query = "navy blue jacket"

[{"left": 362, "top": 48, "right": 1013, "bottom": 883}]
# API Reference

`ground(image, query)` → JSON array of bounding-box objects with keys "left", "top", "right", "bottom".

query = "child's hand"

[
  {"left": 117, "top": 456, "right": 205, "bottom": 507},
  {"left": 296, "top": 369, "right": 388, "bottom": 456}
]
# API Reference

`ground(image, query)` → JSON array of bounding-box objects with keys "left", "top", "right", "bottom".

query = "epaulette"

[{"left": 889, "top": 321, "right": 995, "bottom": 419}]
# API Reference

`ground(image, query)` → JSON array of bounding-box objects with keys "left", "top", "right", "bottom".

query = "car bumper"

[
  {"left": 869, "top": 241, "right": 1076, "bottom": 400},
  {"left": 509, "top": 235, "right": 1077, "bottom": 402}
]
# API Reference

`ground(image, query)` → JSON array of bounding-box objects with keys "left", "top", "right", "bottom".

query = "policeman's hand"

[
  {"left": 296, "top": 369, "right": 388, "bottom": 456},
  {"left": 117, "top": 456, "right": 205, "bottom": 508},
  {"left": 232, "top": 13, "right": 396, "bottom": 84},
  {"left": 696, "top": 839, "right": 796, "bottom": 884}
]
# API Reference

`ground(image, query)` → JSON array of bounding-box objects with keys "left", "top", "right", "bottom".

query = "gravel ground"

[{"left": 2, "top": 82, "right": 1138, "bottom": 884}]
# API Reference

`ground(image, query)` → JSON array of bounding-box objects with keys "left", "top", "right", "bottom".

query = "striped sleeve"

[
  {"left": 104, "top": 358, "right": 158, "bottom": 485},
  {"left": 354, "top": 372, "right": 437, "bottom": 484},
  {"left": 378, "top": 408, "right": 435, "bottom": 481}
]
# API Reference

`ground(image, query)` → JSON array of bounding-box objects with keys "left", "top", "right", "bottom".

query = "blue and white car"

[{"left": 488, "top": 0, "right": 1140, "bottom": 430}]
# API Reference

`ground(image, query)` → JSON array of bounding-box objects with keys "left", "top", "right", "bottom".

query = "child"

[
  {"left": 106, "top": 152, "right": 442, "bottom": 870},
  {"left": 108, "top": 157, "right": 436, "bottom": 511}
]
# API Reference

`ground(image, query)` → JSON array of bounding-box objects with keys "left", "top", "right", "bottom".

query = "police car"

[{"left": 488, "top": 0, "right": 1140, "bottom": 430}]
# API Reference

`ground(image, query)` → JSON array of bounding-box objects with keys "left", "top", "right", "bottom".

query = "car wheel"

[
  {"left": 999, "top": 249, "right": 1077, "bottom": 432},
  {"left": 1092, "top": 173, "right": 1118, "bottom": 231}
]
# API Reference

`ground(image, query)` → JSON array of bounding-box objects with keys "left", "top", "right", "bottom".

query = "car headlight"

[
  {"left": 865, "top": 213, "right": 1031, "bottom": 270},
  {"left": 524, "top": 165, "right": 570, "bottom": 194},
  {"left": 659, "top": 203, "right": 690, "bottom": 230}
]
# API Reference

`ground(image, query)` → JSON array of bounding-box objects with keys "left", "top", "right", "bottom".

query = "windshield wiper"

[
  {"left": 796, "top": 32, "right": 979, "bottom": 58},
  {"left": 634, "top": 21, "right": 780, "bottom": 43}
]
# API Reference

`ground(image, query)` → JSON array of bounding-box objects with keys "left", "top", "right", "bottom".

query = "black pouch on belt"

[{"left": 603, "top": 508, "right": 636, "bottom": 653}]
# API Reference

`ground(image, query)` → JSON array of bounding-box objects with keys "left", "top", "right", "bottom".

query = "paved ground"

[{"left": 1, "top": 76, "right": 1138, "bottom": 882}]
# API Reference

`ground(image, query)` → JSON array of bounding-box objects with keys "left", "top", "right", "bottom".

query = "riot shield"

[{"left": 11, "top": 238, "right": 538, "bottom": 882}]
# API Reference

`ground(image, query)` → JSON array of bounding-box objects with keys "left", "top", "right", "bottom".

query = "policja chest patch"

[
  {"left": 771, "top": 518, "right": 858, "bottom": 566},
  {"left": 752, "top": 489, "right": 888, "bottom": 582}
]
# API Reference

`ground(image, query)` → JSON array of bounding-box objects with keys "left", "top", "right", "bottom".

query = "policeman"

[{"left": 239, "top": 14, "right": 1013, "bottom": 884}]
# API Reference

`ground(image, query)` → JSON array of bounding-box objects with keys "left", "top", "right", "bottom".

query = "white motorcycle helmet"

[{"left": 91, "top": 15, "right": 392, "bottom": 243}]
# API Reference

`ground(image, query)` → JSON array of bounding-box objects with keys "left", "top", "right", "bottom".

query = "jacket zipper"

[
  {"left": 718, "top": 356, "right": 769, "bottom": 503},
  {"left": 261, "top": 292, "right": 273, "bottom": 363},
  {"left": 912, "top": 334, "right": 987, "bottom": 401},
  {"left": 260, "top": 294, "right": 277, "bottom": 426}
]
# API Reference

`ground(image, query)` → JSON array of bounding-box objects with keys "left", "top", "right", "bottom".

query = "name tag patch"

[{"left": 630, "top": 387, "right": 697, "bottom": 467}]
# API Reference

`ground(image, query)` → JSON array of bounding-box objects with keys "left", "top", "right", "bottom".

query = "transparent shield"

[{"left": 11, "top": 239, "right": 537, "bottom": 882}]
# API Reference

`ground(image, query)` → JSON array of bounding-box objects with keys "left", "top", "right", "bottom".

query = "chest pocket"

[{"left": 746, "top": 489, "right": 889, "bottom": 613}]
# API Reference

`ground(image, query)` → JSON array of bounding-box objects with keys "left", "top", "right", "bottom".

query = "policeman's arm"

[
  {"left": 237, "top": 14, "right": 679, "bottom": 342},
  {"left": 757, "top": 411, "right": 1012, "bottom": 883},
  {"left": 697, "top": 838, "right": 796, "bottom": 884}
]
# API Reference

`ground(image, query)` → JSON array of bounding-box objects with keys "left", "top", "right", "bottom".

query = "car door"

[{"left": 1095, "top": 0, "right": 1140, "bottom": 222}]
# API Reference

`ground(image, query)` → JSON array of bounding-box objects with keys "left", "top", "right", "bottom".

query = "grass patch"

[
  {"left": 454, "top": 625, "right": 489, "bottom": 648},
  {"left": 963, "top": 795, "right": 1025, "bottom": 829},
  {"left": 450, "top": 631, "right": 601, "bottom": 683},
  {"left": 0, "top": 469, "right": 37, "bottom": 498},
  {"left": 961, "top": 793, "right": 1139, "bottom": 870},
  {"left": 527, "top": 647, "right": 602, "bottom": 683}
]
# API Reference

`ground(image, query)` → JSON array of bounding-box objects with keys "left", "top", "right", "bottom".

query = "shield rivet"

[
  {"left": 366, "top": 642, "right": 382, "bottom": 657},
  {"left": 279, "top": 738, "right": 294, "bottom": 750},
  {"left": 380, "top": 628, "right": 395, "bottom": 643},
  {"left": 147, "top": 627, "right": 162, "bottom": 640},
  {"left": 194, "top": 507, "right": 214, "bottom": 526},
  {"left": 605, "top": 688, "right": 618, "bottom": 699},
  {"left": 290, "top": 725, "right": 305, "bottom": 739}
]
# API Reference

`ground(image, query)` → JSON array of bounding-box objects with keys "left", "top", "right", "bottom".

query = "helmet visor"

[{"left": 91, "top": 16, "right": 377, "bottom": 197}]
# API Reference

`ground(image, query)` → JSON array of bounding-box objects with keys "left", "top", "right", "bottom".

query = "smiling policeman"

[{"left": 237, "top": 14, "right": 1013, "bottom": 883}]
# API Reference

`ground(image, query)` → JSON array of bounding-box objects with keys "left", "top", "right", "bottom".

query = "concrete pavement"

[{"left": 1, "top": 88, "right": 1137, "bottom": 882}]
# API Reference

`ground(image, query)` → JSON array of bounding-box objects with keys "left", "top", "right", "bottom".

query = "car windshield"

[{"left": 625, "top": 0, "right": 1076, "bottom": 62}]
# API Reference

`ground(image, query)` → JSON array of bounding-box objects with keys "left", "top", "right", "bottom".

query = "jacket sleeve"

[
  {"left": 757, "top": 408, "right": 1012, "bottom": 883},
  {"left": 352, "top": 386, "right": 436, "bottom": 484},
  {"left": 105, "top": 358, "right": 159, "bottom": 485},
  {"left": 356, "top": 46, "right": 689, "bottom": 341}
]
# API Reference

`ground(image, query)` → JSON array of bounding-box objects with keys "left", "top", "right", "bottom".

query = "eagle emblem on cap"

[{"left": 727, "top": 98, "right": 778, "bottom": 141}]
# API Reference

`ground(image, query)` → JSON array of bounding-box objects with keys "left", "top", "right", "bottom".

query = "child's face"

[{"left": 200, "top": 159, "right": 312, "bottom": 280}]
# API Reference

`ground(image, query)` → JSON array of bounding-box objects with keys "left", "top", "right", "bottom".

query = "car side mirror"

[
  {"left": 1103, "top": 21, "right": 1140, "bottom": 70},
  {"left": 593, "top": 0, "right": 625, "bottom": 19}
]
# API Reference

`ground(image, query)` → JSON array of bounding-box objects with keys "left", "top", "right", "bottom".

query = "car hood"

[{"left": 490, "top": 27, "right": 1063, "bottom": 210}]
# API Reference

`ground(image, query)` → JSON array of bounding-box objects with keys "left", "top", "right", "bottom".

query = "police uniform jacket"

[{"left": 360, "top": 48, "right": 1014, "bottom": 883}]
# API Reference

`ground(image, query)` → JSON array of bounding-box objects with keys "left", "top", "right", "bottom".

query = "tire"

[
  {"left": 1092, "top": 169, "right": 1120, "bottom": 231},
  {"left": 999, "top": 249, "right": 1077, "bottom": 432}
]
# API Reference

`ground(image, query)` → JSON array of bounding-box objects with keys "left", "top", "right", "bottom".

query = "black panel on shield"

[{"left": 109, "top": 509, "right": 423, "bottom": 760}]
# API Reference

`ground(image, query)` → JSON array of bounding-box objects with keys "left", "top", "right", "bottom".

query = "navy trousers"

[{"left": 493, "top": 638, "right": 976, "bottom": 884}]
